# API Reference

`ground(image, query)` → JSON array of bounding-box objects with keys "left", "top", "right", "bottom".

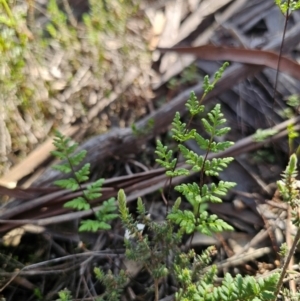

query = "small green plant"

[
  {"left": 33, "top": 287, "right": 43, "bottom": 300},
  {"left": 94, "top": 267, "right": 128, "bottom": 301},
  {"left": 56, "top": 288, "right": 72, "bottom": 301},
  {"left": 51, "top": 131, "right": 118, "bottom": 232},
  {"left": 274, "top": 153, "right": 300, "bottom": 300},
  {"left": 156, "top": 63, "right": 235, "bottom": 238}
]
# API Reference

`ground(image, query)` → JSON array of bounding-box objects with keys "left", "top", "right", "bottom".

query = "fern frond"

[
  {"left": 52, "top": 163, "right": 72, "bottom": 174},
  {"left": 54, "top": 178, "right": 79, "bottom": 190},
  {"left": 185, "top": 91, "right": 205, "bottom": 116},
  {"left": 166, "top": 168, "right": 190, "bottom": 177},
  {"left": 64, "top": 197, "right": 90, "bottom": 210},
  {"left": 196, "top": 212, "right": 233, "bottom": 235},
  {"left": 204, "top": 157, "right": 234, "bottom": 176},
  {"left": 175, "top": 183, "right": 202, "bottom": 206},
  {"left": 201, "top": 104, "right": 228, "bottom": 137},
  {"left": 69, "top": 150, "right": 87, "bottom": 166},
  {"left": 79, "top": 219, "right": 111, "bottom": 232},
  {"left": 96, "top": 198, "right": 118, "bottom": 221},
  {"left": 179, "top": 144, "right": 204, "bottom": 171},
  {"left": 84, "top": 178, "right": 105, "bottom": 200},
  {"left": 193, "top": 133, "right": 210, "bottom": 151},
  {"left": 172, "top": 112, "right": 196, "bottom": 142},
  {"left": 201, "top": 181, "right": 236, "bottom": 203},
  {"left": 74, "top": 163, "right": 90, "bottom": 183},
  {"left": 155, "top": 140, "right": 177, "bottom": 170},
  {"left": 209, "top": 140, "right": 234, "bottom": 152},
  {"left": 168, "top": 209, "right": 196, "bottom": 234}
]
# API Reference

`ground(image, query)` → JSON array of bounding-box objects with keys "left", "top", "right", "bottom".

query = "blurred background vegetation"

[{"left": 0, "top": 0, "right": 152, "bottom": 176}]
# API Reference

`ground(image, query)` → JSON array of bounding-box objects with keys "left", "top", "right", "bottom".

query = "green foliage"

[
  {"left": 253, "top": 128, "right": 279, "bottom": 142},
  {"left": 93, "top": 63, "right": 286, "bottom": 301},
  {"left": 112, "top": 65, "right": 278, "bottom": 301},
  {"left": 287, "top": 94, "right": 300, "bottom": 107},
  {"left": 56, "top": 288, "right": 72, "bottom": 301},
  {"left": 281, "top": 288, "right": 300, "bottom": 300},
  {"left": 287, "top": 123, "right": 300, "bottom": 154},
  {"left": 33, "top": 287, "right": 43, "bottom": 300},
  {"left": 117, "top": 191, "right": 280, "bottom": 301},
  {"left": 79, "top": 198, "right": 118, "bottom": 232},
  {"left": 175, "top": 256, "right": 279, "bottom": 301},
  {"left": 185, "top": 272, "right": 279, "bottom": 301},
  {"left": 277, "top": 153, "right": 300, "bottom": 225},
  {"left": 51, "top": 131, "right": 117, "bottom": 232},
  {"left": 275, "top": 153, "right": 300, "bottom": 300},
  {"left": 156, "top": 83, "right": 235, "bottom": 236},
  {"left": 46, "top": 0, "right": 76, "bottom": 45},
  {"left": 275, "top": 0, "right": 300, "bottom": 14},
  {"left": 94, "top": 267, "right": 128, "bottom": 301},
  {"left": 0, "top": 0, "right": 32, "bottom": 120},
  {"left": 277, "top": 154, "right": 298, "bottom": 204},
  {"left": 118, "top": 190, "right": 182, "bottom": 294},
  {"left": 202, "top": 62, "right": 229, "bottom": 94}
]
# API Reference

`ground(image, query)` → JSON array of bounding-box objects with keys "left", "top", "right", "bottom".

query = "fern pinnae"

[
  {"left": 51, "top": 131, "right": 117, "bottom": 232},
  {"left": 155, "top": 62, "right": 236, "bottom": 246}
]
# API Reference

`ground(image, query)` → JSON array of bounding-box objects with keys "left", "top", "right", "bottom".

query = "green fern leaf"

[
  {"left": 69, "top": 150, "right": 87, "bottom": 166},
  {"left": 185, "top": 91, "right": 205, "bottom": 115},
  {"left": 209, "top": 140, "right": 234, "bottom": 152},
  {"left": 166, "top": 168, "right": 190, "bottom": 177},
  {"left": 215, "top": 127, "right": 231, "bottom": 137},
  {"left": 168, "top": 209, "right": 196, "bottom": 234},
  {"left": 179, "top": 144, "right": 204, "bottom": 171},
  {"left": 204, "top": 158, "right": 234, "bottom": 176},
  {"left": 84, "top": 178, "right": 105, "bottom": 200},
  {"left": 64, "top": 197, "right": 90, "bottom": 210},
  {"left": 54, "top": 178, "right": 79, "bottom": 190},
  {"left": 75, "top": 163, "right": 90, "bottom": 182},
  {"left": 51, "top": 150, "right": 67, "bottom": 160},
  {"left": 155, "top": 140, "right": 176, "bottom": 170},
  {"left": 193, "top": 133, "right": 210, "bottom": 151},
  {"left": 52, "top": 163, "right": 72, "bottom": 174},
  {"left": 65, "top": 143, "right": 78, "bottom": 156},
  {"left": 79, "top": 220, "right": 111, "bottom": 232},
  {"left": 201, "top": 181, "right": 236, "bottom": 203},
  {"left": 172, "top": 112, "right": 196, "bottom": 142}
]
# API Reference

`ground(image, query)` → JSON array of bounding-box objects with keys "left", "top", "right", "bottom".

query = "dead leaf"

[{"left": 158, "top": 44, "right": 300, "bottom": 80}]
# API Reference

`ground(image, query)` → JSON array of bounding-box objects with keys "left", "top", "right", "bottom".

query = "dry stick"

[{"left": 205, "top": 247, "right": 273, "bottom": 272}]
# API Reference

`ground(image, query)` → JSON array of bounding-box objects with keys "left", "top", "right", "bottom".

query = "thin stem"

[
  {"left": 0, "top": 0, "right": 14, "bottom": 21},
  {"left": 271, "top": 0, "right": 290, "bottom": 125},
  {"left": 274, "top": 227, "right": 300, "bottom": 299},
  {"left": 154, "top": 278, "right": 159, "bottom": 301}
]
